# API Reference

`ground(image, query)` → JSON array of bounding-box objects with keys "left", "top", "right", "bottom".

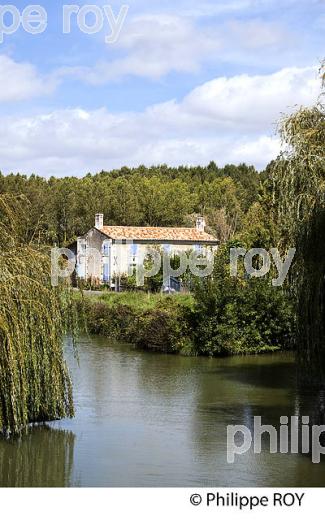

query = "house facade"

[{"left": 76, "top": 214, "right": 219, "bottom": 287}]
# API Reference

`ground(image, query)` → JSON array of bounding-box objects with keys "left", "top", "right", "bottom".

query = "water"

[{"left": 1, "top": 335, "right": 325, "bottom": 487}]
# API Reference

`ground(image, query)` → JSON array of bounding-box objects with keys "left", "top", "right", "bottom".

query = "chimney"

[
  {"left": 95, "top": 213, "right": 104, "bottom": 230},
  {"left": 196, "top": 216, "right": 205, "bottom": 232}
]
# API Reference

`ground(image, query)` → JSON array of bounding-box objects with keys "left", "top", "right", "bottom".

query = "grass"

[{"left": 87, "top": 291, "right": 194, "bottom": 312}]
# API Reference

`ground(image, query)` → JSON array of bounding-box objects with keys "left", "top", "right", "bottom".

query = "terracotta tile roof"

[{"left": 100, "top": 225, "right": 218, "bottom": 243}]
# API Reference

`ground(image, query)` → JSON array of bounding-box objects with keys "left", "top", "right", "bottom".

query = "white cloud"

[
  {"left": 224, "top": 19, "right": 289, "bottom": 49},
  {"left": 0, "top": 66, "right": 321, "bottom": 177},
  {"left": 61, "top": 14, "right": 222, "bottom": 83},
  {"left": 60, "top": 13, "right": 291, "bottom": 85},
  {"left": 180, "top": 65, "right": 320, "bottom": 129},
  {"left": 0, "top": 55, "right": 57, "bottom": 102}
]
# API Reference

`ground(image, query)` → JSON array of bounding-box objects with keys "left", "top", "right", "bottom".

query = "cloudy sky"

[{"left": 0, "top": 0, "right": 323, "bottom": 177}]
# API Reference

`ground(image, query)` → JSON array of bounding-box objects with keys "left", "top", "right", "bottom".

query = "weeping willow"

[
  {"left": 272, "top": 63, "right": 325, "bottom": 384},
  {"left": 0, "top": 195, "right": 75, "bottom": 435}
]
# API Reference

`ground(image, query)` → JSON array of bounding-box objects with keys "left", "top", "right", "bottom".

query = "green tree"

[
  {"left": 0, "top": 195, "right": 75, "bottom": 435},
  {"left": 272, "top": 63, "right": 325, "bottom": 384},
  {"left": 192, "top": 244, "right": 293, "bottom": 355}
]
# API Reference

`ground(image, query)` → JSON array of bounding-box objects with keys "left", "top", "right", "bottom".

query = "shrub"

[
  {"left": 82, "top": 293, "right": 194, "bottom": 353},
  {"left": 192, "top": 243, "right": 294, "bottom": 355}
]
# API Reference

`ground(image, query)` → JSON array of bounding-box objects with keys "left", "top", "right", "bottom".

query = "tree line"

[{"left": 0, "top": 162, "right": 268, "bottom": 246}]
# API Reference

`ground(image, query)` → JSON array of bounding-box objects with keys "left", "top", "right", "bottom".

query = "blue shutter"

[
  {"left": 103, "top": 262, "right": 110, "bottom": 282},
  {"left": 131, "top": 244, "right": 138, "bottom": 256}
]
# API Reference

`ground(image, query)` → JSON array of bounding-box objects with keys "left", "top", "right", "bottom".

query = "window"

[{"left": 130, "top": 244, "right": 138, "bottom": 265}]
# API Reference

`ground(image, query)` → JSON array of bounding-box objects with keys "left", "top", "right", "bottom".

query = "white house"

[{"left": 76, "top": 214, "right": 219, "bottom": 287}]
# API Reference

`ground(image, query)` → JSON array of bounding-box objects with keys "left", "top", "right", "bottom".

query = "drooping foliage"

[
  {"left": 0, "top": 195, "right": 75, "bottom": 435},
  {"left": 272, "top": 63, "right": 325, "bottom": 384}
]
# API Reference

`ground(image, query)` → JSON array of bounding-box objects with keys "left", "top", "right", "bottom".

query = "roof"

[{"left": 100, "top": 225, "right": 218, "bottom": 244}]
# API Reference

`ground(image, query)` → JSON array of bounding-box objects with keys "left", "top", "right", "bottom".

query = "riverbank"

[
  {"left": 78, "top": 292, "right": 196, "bottom": 355},
  {"left": 77, "top": 289, "right": 292, "bottom": 356}
]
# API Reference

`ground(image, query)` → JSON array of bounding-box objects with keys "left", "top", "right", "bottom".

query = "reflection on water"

[
  {"left": 1, "top": 335, "right": 325, "bottom": 487},
  {"left": 0, "top": 426, "right": 75, "bottom": 487}
]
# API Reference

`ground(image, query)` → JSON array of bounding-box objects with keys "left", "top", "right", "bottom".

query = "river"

[{"left": 1, "top": 335, "right": 325, "bottom": 487}]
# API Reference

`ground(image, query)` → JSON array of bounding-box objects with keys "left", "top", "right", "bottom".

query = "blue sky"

[{"left": 0, "top": 0, "right": 324, "bottom": 176}]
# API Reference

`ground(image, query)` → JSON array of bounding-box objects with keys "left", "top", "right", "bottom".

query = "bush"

[
  {"left": 83, "top": 300, "right": 136, "bottom": 341},
  {"left": 82, "top": 293, "right": 194, "bottom": 353},
  {"left": 192, "top": 244, "right": 294, "bottom": 355},
  {"left": 135, "top": 304, "right": 193, "bottom": 353}
]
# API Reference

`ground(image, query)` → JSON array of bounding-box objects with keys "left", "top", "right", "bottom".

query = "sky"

[{"left": 0, "top": 0, "right": 324, "bottom": 177}]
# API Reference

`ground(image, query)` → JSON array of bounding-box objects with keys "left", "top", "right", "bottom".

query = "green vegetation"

[
  {"left": 80, "top": 292, "right": 195, "bottom": 354},
  {"left": 192, "top": 244, "right": 294, "bottom": 355},
  {"left": 0, "top": 163, "right": 260, "bottom": 246},
  {"left": 272, "top": 63, "right": 325, "bottom": 384},
  {"left": 80, "top": 267, "right": 293, "bottom": 356},
  {"left": 97, "top": 291, "right": 194, "bottom": 312},
  {"left": 0, "top": 195, "right": 75, "bottom": 436}
]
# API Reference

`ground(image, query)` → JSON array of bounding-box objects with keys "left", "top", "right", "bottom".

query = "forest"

[{"left": 0, "top": 162, "right": 270, "bottom": 247}]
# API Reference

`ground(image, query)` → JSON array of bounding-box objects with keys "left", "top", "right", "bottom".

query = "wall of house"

[
  {"left": 108, "top": 242, "right": 218, "bottom": 285},
  {"left": 77, "top": 228, "right": 106, "bottom": 281},
  {"left": 76, "top": 229, "right": 218, "bottom": 285}
]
